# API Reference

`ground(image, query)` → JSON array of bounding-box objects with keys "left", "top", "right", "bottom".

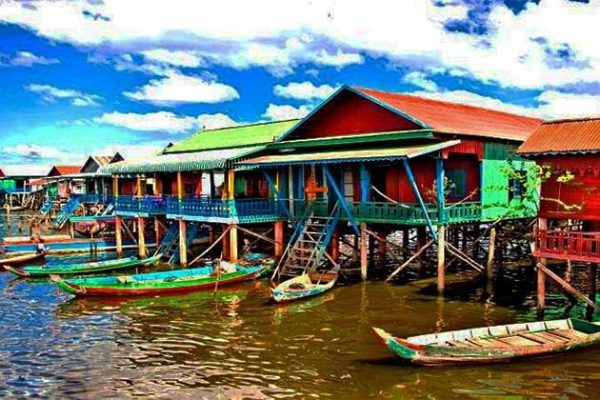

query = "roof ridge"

[
  {"left": 197, "top": 118, "right": 300, "bottom": 134},
  {"left": 543, "top": 117, "right": 600, "bottom": 125},
  {"left": 351, "top": 86, "right": 543, "bottom": 122}
]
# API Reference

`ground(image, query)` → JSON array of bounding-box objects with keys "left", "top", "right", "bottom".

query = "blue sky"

[{"left": 0, "top": 0, "right": 599, "bottom": 170}]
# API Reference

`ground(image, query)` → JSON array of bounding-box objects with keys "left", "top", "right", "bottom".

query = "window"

[
  {"left": 343, "top": 168, "right": 354, "bottom": 202},
  {"left": 447, "top": 169, "right": 466, "bottom": 199},
  {"left": 509, "top": 170, "right": 526, "bottom": 201}
]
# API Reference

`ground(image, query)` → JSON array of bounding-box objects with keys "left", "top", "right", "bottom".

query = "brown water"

[{"left": 1, "top": 252, "right": 599, "bottom": 399}]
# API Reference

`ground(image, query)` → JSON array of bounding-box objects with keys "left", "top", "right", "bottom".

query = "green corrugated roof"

[
  {"left": 102, "top": 146, "right": 264, "bottom": 174},
  {"left": 238, "top": 141, "right": 460, "bottom": 167},
  {"left": 165, "top": 119, "right": 298, "bottom": 153}
]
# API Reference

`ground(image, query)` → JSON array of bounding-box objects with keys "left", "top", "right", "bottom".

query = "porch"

[
  {"left": 114, "top": 195, "right": 168, "bottom": 217},
  {"left": 534, "top": 229, "right": 600, "bottom": 263}
]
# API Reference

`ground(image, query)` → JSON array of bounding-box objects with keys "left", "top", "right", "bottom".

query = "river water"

[{"left": 1, "top": 212, "right": 599, "bottom": 399}]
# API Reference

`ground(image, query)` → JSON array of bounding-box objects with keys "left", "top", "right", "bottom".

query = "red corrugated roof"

[
  {"left": 49, "top": 165, "right": 81, "bottom": 176},
  {"left": 518, "top": 118, "right": 600, "bottom": 155},
  {"left": 353, "top": 87, "right": 543, "bottom": 141}
]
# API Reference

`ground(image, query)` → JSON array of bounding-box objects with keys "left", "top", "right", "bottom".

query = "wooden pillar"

[
  {"left": 154, "top": 173, "right": 163, "bottom": 196},
  {"left": 537, "top": 218, "right": 547, "bottom": 317},
  {"left": 229, "top": 224, "right": 238, "bottom": 261},
  {"left": 378, "top": 231, "right": 386, "bottom": 268},
  {"left": 177, "top": 171, "right": 184, "bottom": 199},
  {"left": 69, "top": 222, "right": 75, "bottom": 239},
  {"left": 330, "top": 228, "right": 339, "bottom": 263},
  {"left": 486, "top": 226, "right": 497, "bottom": 280},
  {"left": 209, "top": 225, "right": 215, "bottom": 244},
  {"left": 222, "top": 225, "right": 230, "bottom": 259},
  {"left": 179, "top": 219, "right": 187, "bottom": 266},
  {"left": 136, "top": 175, "right": 143, "bottom": 198},
  {"left": 154, "top": 217, "right": 163, "bottom": 247},
  {"left": 113, "top": 176, "right": 119, "bottom": 197},
  {"left": 587, "top": 264, "right": 598, "bottom": 321},
  {"left": 115, "top": 215, "right": 123, "bottom": 255},
  {"left": 274, "top": 220, "right": 284, "bottom": 257},
  {"left": 138, "top": 217, "right": 147, "bottom": 258},
  {"left": 417, "top": 226, "right": 426, "bottom": 267},
  {"left": 360, "top": 223, "right": 368, "bottom": 281},
  {"left": 437, "top": 225, "right": 446, "bottom": 294}
]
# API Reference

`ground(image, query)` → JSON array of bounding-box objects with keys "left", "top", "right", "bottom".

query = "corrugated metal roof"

[
  {"left": 352, "top": 87, "right": 543, "bottom": 142},
  {"left": 165, "top": 120, "right": 298, "bottom": 154},
  {"left": 48, "top": 165, "right": 82, "bottom": 177},
  {"left": 102, "top": 146, "right": 265, "bottom": 174},
  {"left": 0, "top": 165, "right": 49, "bottom": 178},
  {"left": 518, "top": 118, "right": 600, "bottom": 155},
  {"left": 238, "top": 141, "right": 459, "bottom": 167}
]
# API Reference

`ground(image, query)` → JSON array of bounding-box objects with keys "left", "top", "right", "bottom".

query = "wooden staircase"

[
  {"left": 156, "top": 222, "right": 201, "bottom": 264},
  {"left": 52, "top": 197, "right": 81, "bottom": 229},
  {"left": 273, "top": 203, "right": 340, "bottom": 281}
]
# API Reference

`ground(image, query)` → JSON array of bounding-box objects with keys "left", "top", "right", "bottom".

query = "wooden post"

[
  {"left": 222, "top": 225, "right": 230, "bottom": 260},
  {"left": 177, "top": 171, "right": 184, "bottom": 200},
  {"left": 437, "top": 225, "right": 446, "bottom": 294},
  {"left": 360, "top": 223, "right": 368, "bottom": 281},
  {"left": 113, "top": 176, "right": 119, "bottom": 197},
  {"left": 115, "top": 215, "right": 123, "bottom": 255},
  {"left": 274, "top": 220, "right": 284, "bottom": 257},
  {"left": 229, "top": 224, "right": 238, "bottom": 261},
  {"left": 379, "top": 230, "right": 386, "bottom": 268},
  {"left": 587, "top": 264, "right": 598, "bottom": 321},
  {"left": 69, "top": 222, "right": 75, "bottom": 239},
  {"left": 179, "top": 219, "right": 187, "bottom": 266},
  {"left": 330, "top": 228, "right": 339, "bottom": 263},
  {"left": 209, "top": 225, "right": 215, "bottom": 244},
  {"left": 486, "top": 226, "right": 496, "bottom": 280},
  {"left": 537, "top": 218, "right": 547, "bottom": 317},
  {"left": 136, "top": 175, "right": 143, "bottom": 198},
  {"left": 138, "top": 217, "right": 147, "bottom": 258},
  {"left": 154, "top": 217, "right": 163, "bottom": 247}
]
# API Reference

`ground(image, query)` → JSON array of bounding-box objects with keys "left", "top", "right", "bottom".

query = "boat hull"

[
  {"left": 372, "top": 319, "right": 600, "bottom": 366},
  {"left": 0, "top": 252, "right": 45, "bottom": 268},
  {"left": 272, "top": 272, "right": 337, "bottom": 303}
]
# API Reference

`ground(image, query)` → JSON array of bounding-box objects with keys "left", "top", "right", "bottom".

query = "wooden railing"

[
  {"left": 115, "top": 195, "right": 167, "bottom": 215},
  {"left": 535, "top": 229, "right": 600, "bottom": 263},
  {"left": 166, "top": 197, "right": 278, "bottom": 221}
]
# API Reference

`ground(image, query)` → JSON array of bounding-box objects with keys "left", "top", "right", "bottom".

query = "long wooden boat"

[
  {"left": 5, "top": 254, "right": 162, "bottom": 278},
  {"left": 272, "top": 270, "right": 338, "bottom": 303},
  {"left": 0, "top": 252, "right": 46, "bottom": 268},
  {"left": 372, "top": 318, "right": 600, "bottom": 366},
  {"left": 51, "top": 258, "right": 276, "bottom": 297}
]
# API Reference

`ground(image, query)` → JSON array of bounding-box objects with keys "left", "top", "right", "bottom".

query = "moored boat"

[
  {"left": 372, "top": 318, "right": 600, "bottom": 366},
  {"left": 0, "top": 252, "right": 46, "bottom": 268},
  {"left": 51, "top": 258, "right": 276, "bottom": 297},
  {"left": 272, "top": 270, "right": 338, "bottom": 303},
  {"left": 4, "top": 254, "right": 162, "bottom": 277}
]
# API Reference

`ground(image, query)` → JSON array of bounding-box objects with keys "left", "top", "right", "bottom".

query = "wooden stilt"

[
  {"left": 379, "top": 231, "right": 387, "bottom": 268},
  {"left": 229, "top": 223, "right": 238, "bottom": 261},
  {"left": 154, "top": 217, "right": 163, "bottom": 247},
  {"left": 360, "top": 223, "right": 368, "bottom": 281},
  {"left": 417, "top": 226, "right": 426, "bottom": 268},
  {"left": 138, "top": 217, "right": 147, "bottom": 258},
  {"left": 222, "top": 225, "right": 230, "bottom": 260},
  {"left": 189, "top": 225, "right": 232, "bottom": 265},
  {"left": 587, "top": 263, "right": 598, "bottom": 320},
  {"left": 330, "top": 228, "right": 339, "bottom": 263},
  {"left": 274, "top": 220, "right": 284, "bottom": 257},
  {"left": 385, "top": 240, "right": 434, "bottom": 282},
  {"left": 179, "top": 219, "right": 187, "bottom": 267},
  {"left": 115, "top": 216, "right": 123, "bottom": 255},
  {"left": 437, "top": 225, "right": 446, "bottom": 294},
  {"left": 486, "top": 226, "right": 496, "bottom": 280},
  {"left": 537, "top": 261, "right": 599, "bottom": 312},
  {"left": 69, "top": 222, "right": 75, "bottom": 239}
]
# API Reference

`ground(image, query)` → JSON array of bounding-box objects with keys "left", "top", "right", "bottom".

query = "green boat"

[
  {"left": 51, "top": 258, "right": 276, "bottom": 297},
  {"left": 5, "top": 254, "right": 162, "bottom": 278}
]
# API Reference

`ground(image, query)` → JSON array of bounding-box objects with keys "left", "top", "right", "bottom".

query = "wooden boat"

[
  {"left": 0, "top": 252, "right": 46, "bottom": 268},
  {"left": 272, "top": 270, "right": 338, "bottom": 303},
  {"left": 51, "top": 258, "right": 276, "bottom": 297},
  {"left": 5, "top": 254, "right": 162, "bottom": 278},
  {"left": 372, "top": 318, "right": 600, "bottom": 366}
]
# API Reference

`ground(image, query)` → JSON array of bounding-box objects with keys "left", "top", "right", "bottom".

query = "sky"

[{"left": 1, "top": 0, "right": 600, "bottom": 171}]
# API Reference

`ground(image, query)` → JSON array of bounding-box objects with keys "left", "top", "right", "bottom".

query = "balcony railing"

[
  {"left": 166, "top": 197, "right": 279, "bottom": 222},
  {"left": 535, "top": 229, "right": 600, "bottom": 263},
  {"left": 115, "top": 195, "right": 167, "bottom": 216}
]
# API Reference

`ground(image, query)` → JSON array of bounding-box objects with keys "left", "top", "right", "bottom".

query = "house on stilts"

[
  {"left": 518, "top": 118, "right": 600, "bottom": 318},
  {"left": 239, "top": 86, "right": 542, "bottom": 289}
]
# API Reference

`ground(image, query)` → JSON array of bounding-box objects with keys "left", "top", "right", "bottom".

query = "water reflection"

[{"left": 0, "top": 252, "right": 599, "bottom": 398}]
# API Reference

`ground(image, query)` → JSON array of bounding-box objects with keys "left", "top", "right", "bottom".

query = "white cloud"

[
  {"left": 123, "top": 72, "right": 239, "bottom": 105},
  {"left": 26, "top": 83, "right": 101, "bottom": 106},
  {"left": 95, "top": 111, "right": 237, "bottom": 133},
  {"left": 313, "top": 49, "right": 363, "bottom": 67},
  {"left": 140, "top": 49, "right": 203, "bottom": 68},
  {"left": 274, "top": 81, "right": 337, "bottom": 100},
  {"left": 1, "top": 51, "right": 59, "bottom": 67},
  {"left": 96, "top": 144, "right": 165, "bottom": 160},
  {"left": 4, "top": 144, "right": 79, "bottom": 161},
  {"left": 263, "top": 104, "right": 311, "bottom": 121},
  {"left": 403, "top": 71, "right": 438, "bottom": 92}
]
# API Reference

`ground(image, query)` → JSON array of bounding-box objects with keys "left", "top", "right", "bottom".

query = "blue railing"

[
  {"left": 166, "top": 197, "right": 278, "bottom": 221},
  {"left": 115, "top": 195, "right": 167, "bottom": 215}
]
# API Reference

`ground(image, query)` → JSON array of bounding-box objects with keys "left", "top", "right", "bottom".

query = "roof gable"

[
  {"left": 165, "top": 120, "right": 298, "bottom": 153},
  {"left": 48, "top": 165, "right": 81, "bottom": 177},
  {"left": 0, "top": 168, "right": 4, "bottom": 178},
  {"left": 518, "top": 118, "right": 600, "bottom": 155},
  {"left": 354, "top": 87, "right": 542, "bottom": 142}
]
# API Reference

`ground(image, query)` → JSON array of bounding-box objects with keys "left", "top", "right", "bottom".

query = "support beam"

[
  {"left": 115, "top": 215, "right": 123, "bottom": 255},
  {"left": 229, "top": 223, "right": 238, "bottom": 261},
  {"left": 137, "top": 217, "right": 147, "bottom": 258},
  {"left": 437, "top": 225, "right": 446, "bottom": 294},
  {"left": 330, "top": 228, "right": 339, "bottom": 263},
  {"left": 177, "top": 171, "right": 184, "bottom": 200},
  {"left": 222, "top": 225, "right": 230, "bottom": 260},
  {"left": 113, "top": 176, "right": 119, "bottom": 197},
  {"left": 136, "top": 175, "right": 143, "bottom": 198},
  {"left": 179, "top": 219, "right": 187, "bottom": 266},
  {"left": 154, "top": 217, "right": 163, "bottom": 247},
  {"left": 262, "top": 170, "right": 291, "bottom": 218},
  {"left": 274, "top": 220, "right": 284, "bottom": 257},
  {"left": 386, "top": 240, "right": 434, "bottom": 282},
  {"left": 435, "top": 157, "right": 445, "bottom": 224},
  {"left": 537, "top": 261, "right": 599, "bottom": 312},
  {"left": 323, "top": 165, "right": 360, "bottom": 236},
  {"left": 402, "top": 159, "right": 437, "bottom": 241},
  {"left": 189, "top": 225, "right": 232, "bottom": 265},
  {"left": 486, "top": 226, "right": 496, "bottom": 279},
  {"left": 360, "top": 223, "right": 368, "bottom": 281}
]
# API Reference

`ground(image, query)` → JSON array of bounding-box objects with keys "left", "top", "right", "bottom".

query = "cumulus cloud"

[
  {"left": 1, "top": 51, "right": 59, "bottom": 67},
  {"left": 274, "top": 81, "right": 337, "bottom": 100},
  {"left": 123, "top": 72, "right": 239, "bottom": 105},
  {"left": 4, "top": 144, "right": 78, "bottom": 161},
  {"left": 140, "top": 49, "right": 203, "bottom": 68},
  {"left": 263, "top": 104, "right": 311, "bottom": 121},
  {"left": 95, "top": 111, "right": 238, "bottom": 133},
  {"left": 26, "top": 83, "right": 101, "bottom": 106},
  {"left": 403, "top": 71, "right": 438, "bottom": 92}
]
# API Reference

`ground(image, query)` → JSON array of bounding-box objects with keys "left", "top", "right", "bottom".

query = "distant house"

[
  {"left": 47, "top": 165, "right": 83, "bottom": 196},
  {"left": 80, "top": 153, "right": 123, "bottom": 174}
]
